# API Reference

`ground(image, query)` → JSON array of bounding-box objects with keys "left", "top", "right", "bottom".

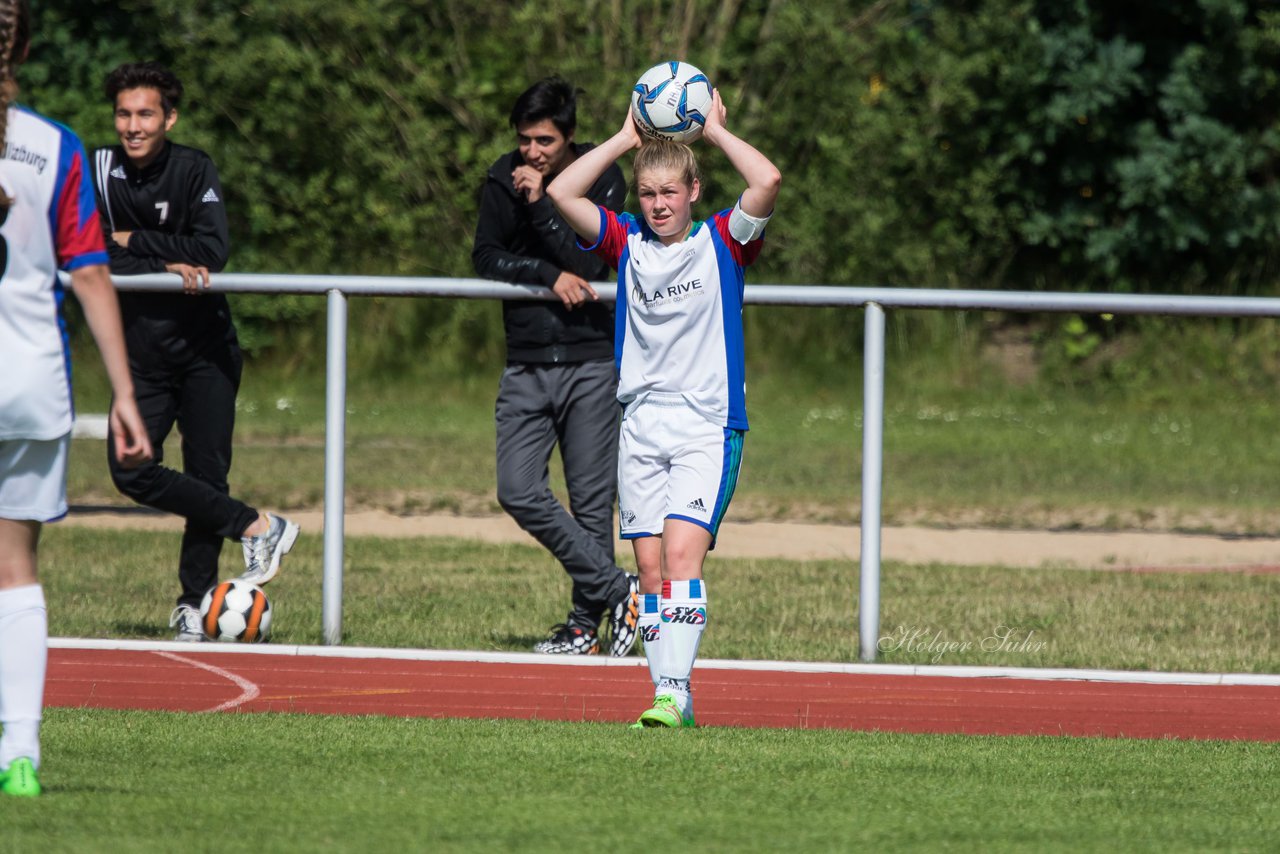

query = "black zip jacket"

[
  {"left": 471, "top": 142, "right": 626, "bottom": 364},
  {"left": 90, "top": 141, "right": 232, "bottom": 347}
]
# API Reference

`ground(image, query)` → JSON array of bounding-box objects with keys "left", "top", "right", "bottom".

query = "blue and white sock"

[
  {"left": 0, "top": 584, "right": 46, "bottom": 771},
  {"left": 656, "top": 579, "right": 707, "bottom": 720},
  {"left": 638, "top": 593, "right": 662, "bottom": 689}
]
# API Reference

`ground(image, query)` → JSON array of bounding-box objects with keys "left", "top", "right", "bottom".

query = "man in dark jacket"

[
  {"left": 92, "top": 62, "right": 298, "bottom": 641},
  {"left": 472, "top": 76, "right": 637, "bottom": 656}
]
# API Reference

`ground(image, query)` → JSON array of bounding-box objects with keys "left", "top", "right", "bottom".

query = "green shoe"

[
  {"left": 0, "top": 757, "right": 41, "bottom": 797},
  {"left": 636, "top": 694, "right": 696, "bottom": 729}
]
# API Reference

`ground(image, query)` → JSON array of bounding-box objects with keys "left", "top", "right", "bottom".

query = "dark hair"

[
  {"left": 104, "top": 61, "right": 183, "bottom": 115},
  {"left": 0, "top": 0, "right": 29, "bottom": 209},
  {"left": 509, "top": 76, "right": 579, "bottom": 136}
]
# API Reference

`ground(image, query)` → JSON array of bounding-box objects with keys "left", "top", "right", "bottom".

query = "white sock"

[
  {"left": 0, "top": 584, "right": 47, "bottom": 771},
  {"left": 638, "top": 593, "right": 662, "bottom": 688},
  {"left": 656, "top": 579, "right": 707, "bottom": 719}
]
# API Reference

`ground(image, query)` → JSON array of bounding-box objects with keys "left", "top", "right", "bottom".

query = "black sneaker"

[
  {"left": 533, "top": 624, "right": 600, "bottom": 655},
  {"left": 608, "top": 574, "right": 640, "bottom": 657}
]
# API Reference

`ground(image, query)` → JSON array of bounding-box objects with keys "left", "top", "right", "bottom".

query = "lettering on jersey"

[
  {"left": 631, "top": 277, "right": 704, "bottom": 308},
  {"left": 2, "top": 143, "right": 48, "bottom": 174}
]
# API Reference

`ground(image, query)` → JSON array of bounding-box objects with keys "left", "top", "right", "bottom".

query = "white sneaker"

[
  {"left": 169, "top": 605, "right": 204, "bottom": 642},
  {"left": 240, "top": 513, "right": 300, "bottom": 586}
]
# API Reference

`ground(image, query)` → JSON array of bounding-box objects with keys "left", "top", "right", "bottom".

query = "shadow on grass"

[
  {"left": 493, "top": 632, "right": 554, "bottom": 651},
  {"left": 111, "top": 621, "right": 171, "bottom": 639},
  {"left": 69, "top": 503, "right": 166, "bottom": 518}
]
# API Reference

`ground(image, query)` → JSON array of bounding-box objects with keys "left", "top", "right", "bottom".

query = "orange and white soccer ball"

[{"left": 200, "top": 578, "right": 272, "bottom": 642}]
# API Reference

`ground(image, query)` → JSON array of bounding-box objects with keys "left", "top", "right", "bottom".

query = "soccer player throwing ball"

[{"left": 548, "top": 89, "right": 780, "bottom": 728}]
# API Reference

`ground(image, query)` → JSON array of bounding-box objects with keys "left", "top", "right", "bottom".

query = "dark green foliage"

[
  {"left": 19, "top": 0, "right": 161, "bottom": 142},
  {"left": 999, "top": 1, "right": 1280, "bottom": 293},
  {"left": 19, "top": 0, "right": 1280, "bottom": 378}
]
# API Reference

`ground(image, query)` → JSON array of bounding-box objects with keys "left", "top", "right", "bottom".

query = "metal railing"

[{"left": 100, "top": 272, "right": 1280, "bottom": 656}]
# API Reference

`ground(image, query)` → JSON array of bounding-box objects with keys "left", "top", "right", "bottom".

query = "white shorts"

[
  {"left": 617, "top": 393, "right": 744, "bottom": 542},
  {"left": 0, "top": 435, "right": 70, "bottom": 522}
]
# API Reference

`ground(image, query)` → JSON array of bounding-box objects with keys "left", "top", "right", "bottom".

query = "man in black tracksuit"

[
  {"left": 472, "top": 76, "right": 638, "bottom": 657},
  {"left": 92, "top": 62, "right": 298, "bottom": 642}
]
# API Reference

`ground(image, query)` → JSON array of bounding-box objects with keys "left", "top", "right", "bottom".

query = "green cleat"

[
  {"left": 0, "top": 757, "right": 41, "bottom": 797},
  {"left": 636, "top": 694, "right": 696, "bottom": 729}
]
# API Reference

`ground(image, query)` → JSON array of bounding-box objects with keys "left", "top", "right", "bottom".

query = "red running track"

[{"left": 44, "top": 646, "right": 1280, "bottom": 741}]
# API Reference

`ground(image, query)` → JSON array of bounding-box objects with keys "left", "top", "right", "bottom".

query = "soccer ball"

[
  {"left": 200, "top": 579, "right": 272, "bottom": 643},
  {"left": 630, "top": 61, "right": 714, "bottom": 144}
]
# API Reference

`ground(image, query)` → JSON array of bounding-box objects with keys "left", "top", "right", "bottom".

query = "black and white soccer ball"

[
  {"left": 200, "top": 578, "right": 272, "bottom": 643},
  {"left": 631, "top": 61, "right": 714, "bottom": 144}
]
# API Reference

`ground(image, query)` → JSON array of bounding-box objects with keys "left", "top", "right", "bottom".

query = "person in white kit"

[
  {"left": 548, "top": 89, "right": 780, "bottom": 728},
  {"left": 0, "top": 0, "right": 152, "bottom": 797}
]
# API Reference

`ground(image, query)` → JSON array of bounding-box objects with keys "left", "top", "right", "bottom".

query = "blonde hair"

[
  {"left": 633, "top": 139, "right": 699, "bottom": 190},
  {"left": 0, "top": 0, "right": 29, "bottom": 210}
]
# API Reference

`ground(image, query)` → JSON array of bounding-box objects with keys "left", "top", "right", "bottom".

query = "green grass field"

[
  {"left": 6, "top": 710, "right": 1277, "bottom": 852},
  {"left": 26, "top": 345, "right": 1280, "bottom": 848},
  {"left": 23, "top": 529, "right": 1277, "bottom": 851},
  {"left": 65, "top": 354, "right": 1280, "bottom": 532}
]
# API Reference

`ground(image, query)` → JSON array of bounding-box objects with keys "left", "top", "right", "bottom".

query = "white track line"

[
  {"left": 50, "top": 637, "right": 1280, "bottom": 687},
  {"left": 153, "top": 650, "right": 261, "bottom": 713}
]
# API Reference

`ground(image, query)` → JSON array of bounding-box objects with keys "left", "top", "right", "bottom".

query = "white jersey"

[
  {"left": 588, "top": 206, "right": 763, "bottom": 430},
  {"left": 0, "top": 105, "right": 109, "bottom": 440}
]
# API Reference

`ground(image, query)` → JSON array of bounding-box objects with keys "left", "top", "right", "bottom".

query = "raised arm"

[
  {"left": 529, "top": 164, "right": 625, "bottom": 278},
  {"left": 547, "top": 111, "right": 642, "bottom": 245},
  {"left": 700, "top": 90, "right": 781, "bottom": 219}
]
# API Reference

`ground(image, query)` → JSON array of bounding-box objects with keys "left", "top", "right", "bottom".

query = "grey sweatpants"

[{"left": 495, "top": 359, "right": 628, "bottom": 630}]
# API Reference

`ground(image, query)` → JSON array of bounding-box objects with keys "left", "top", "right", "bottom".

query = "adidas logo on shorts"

[{"left": 686, "top": 497, "right": 706, "bottom": 512}]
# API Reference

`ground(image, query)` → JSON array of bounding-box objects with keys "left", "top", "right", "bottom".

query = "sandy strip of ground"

[{"left": 61, "top": 507, "right": 1280, "bottom": 570}]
